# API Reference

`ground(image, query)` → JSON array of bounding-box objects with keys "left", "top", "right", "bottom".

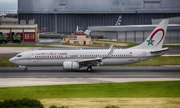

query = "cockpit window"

[{"left": 17, "top": 55, "right": 22, "bottom": 57}]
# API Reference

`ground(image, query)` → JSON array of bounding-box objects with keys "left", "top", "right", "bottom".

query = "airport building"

[
  {"left": 89, "top": 17, "right": 180, "bottom": 43},
  {"left": 0, "top": 25, "right": 38, "bottom": 42},
  {"left": 18, "top": 0, "right": 180, "bottom": 43}
]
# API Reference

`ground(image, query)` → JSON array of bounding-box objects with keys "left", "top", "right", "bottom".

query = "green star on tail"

[{"left": 147, "top": 38, "right": 155, "bottom": 46}]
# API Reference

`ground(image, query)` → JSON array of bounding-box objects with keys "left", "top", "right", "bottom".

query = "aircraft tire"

[
  {"left": 24, "top": 68, "right": 28, "bottom": 72},
  {"left": 87, "top": 66, "right": 92, "bottom": 72}
]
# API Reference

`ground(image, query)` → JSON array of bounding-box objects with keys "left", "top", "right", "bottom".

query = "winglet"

[
  {"left": 106, "top": 47, "right": 115, "bottom": 58},
  {"left": 109, "top": 44, "right": 114, "bottom": 49},
  {"left": 104, "top": 46, "right": 115, "bottom": 59}
]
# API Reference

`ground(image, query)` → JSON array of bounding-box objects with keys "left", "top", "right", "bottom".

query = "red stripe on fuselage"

[{"left": 15, "top": 56, "right": 153, "bottom": 61}]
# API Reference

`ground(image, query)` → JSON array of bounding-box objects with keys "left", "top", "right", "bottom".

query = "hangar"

[
  {"left": 18, "top": 0, "right": 180, "bottom": 34},
  {"left": 88, "top": 17, "right": 180, "bottom": 43}
]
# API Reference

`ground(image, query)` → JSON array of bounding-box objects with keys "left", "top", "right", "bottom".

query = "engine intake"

[{"left": 63, "top": 61, "right": 80, "bottom": 70}]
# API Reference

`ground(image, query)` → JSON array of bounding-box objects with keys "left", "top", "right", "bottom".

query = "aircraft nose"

[{"left": 9, "top": 57, "right": 15, "bottom": 64}]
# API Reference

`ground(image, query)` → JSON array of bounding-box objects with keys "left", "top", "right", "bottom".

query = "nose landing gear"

[{"left": 19, "top": 66, "right": 28, "bottom": 72}]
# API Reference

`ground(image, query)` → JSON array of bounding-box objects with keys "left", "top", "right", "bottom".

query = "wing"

[
  {"left": 78, "top": 45, "right": 115, "bottom": 66},
  {"left": 78, "top": 58, "right": 103, "bottom": 66}
]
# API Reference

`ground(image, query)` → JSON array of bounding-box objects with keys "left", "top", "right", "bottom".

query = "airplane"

[
  {"left": 84, "top": 15, "right": 122, "bottom": 35},
  {"left": 9, "top": 19, "right": 169, "bottom": 72}
]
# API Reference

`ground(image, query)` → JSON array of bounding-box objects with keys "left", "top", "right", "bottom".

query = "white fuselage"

[
  {"left": 9, "top": 49, "right": 161, "bottom": 67},
  {"left": 9, "top": 19, "right": 169, "bottom": 72}
]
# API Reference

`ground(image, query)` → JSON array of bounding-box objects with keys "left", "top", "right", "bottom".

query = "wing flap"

[
  {"left": 78, "top": 58, "right": 102, "bottom": 66},
  {"left": 78, "top": 58, "right": 102, "bottom": 63}
]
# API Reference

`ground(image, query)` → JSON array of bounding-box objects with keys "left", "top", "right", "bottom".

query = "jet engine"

[{"left": 63, "top": 61, "right": 80, "bottom": 70}]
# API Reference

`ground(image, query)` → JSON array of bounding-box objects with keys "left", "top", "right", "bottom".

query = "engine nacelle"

[{"left": 63, "top": 61, "right": 80, "bottom": 70}]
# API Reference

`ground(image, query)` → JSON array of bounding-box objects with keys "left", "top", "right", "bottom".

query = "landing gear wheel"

[
  {"left": 87, "top": 66, "right": 92, "bottom": 72},
  {"left": 24, "top": 68, "right": 28, "bottom": 72}
]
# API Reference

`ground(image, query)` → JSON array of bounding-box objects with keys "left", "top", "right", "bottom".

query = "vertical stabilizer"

[
  {"left": 115, "top": 15, "right": 122, "bottom": 26},
  {"left": 129, "top": 19, "right": 169, "bottom": 50}
]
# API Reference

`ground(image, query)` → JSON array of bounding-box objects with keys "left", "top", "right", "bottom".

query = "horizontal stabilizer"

[{"left": 150, "top": 47, "right": 169, "bottom": 53}]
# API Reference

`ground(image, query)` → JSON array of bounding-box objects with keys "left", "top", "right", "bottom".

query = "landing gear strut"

[
  {"left": 87, "top": 66, "right": 92, "bottom": 72},
  {"left": 24, "top": 68, "right": 28, "bottom": 72}
]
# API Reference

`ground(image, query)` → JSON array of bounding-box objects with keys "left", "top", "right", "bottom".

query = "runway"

[
  {"left": 0, "top": 66, "right": 180, "bottom": 87},
  {"left": 0, "top": 66, "right": 180, "bottom": 78}
]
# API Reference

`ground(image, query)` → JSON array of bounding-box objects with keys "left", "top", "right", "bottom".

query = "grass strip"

[
  {"left": 0, "top": 81, "right": 180, "bottom": 100},
  {"left": 40, "top": 98, "right": 180, "bottom": 108},
  {"left": 163, "top": 45, "right": 180, "bottom": 48},
  {"left": 63, "top": 41, "right": 139, "bottom": 48},
  {"left": 122, "top": 56, "right": 180, "bottom": 66},
  {"left": 1, "top": 56, "right": 180, "bottom": 67},
  {"left": 92, "top": 40, "right": 180, "bottom": 48},
  {"left": 0, "top": 58, "right": 17, "bottom": 67}
]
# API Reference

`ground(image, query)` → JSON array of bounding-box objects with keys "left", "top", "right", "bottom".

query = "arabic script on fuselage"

[{"left": 35, "top": 53, "right": 67, "bottom": 55}]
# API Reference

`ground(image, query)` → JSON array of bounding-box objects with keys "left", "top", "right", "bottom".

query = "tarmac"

[{"left": 0, "top": 66, "right": 180, "bottom": 87}]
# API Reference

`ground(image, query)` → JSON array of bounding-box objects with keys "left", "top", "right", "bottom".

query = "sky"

[{"left": 0, "top": 0, "right": 18, "bottom": 11}]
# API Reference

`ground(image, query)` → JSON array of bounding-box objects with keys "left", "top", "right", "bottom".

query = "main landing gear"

[
  {"left": 24, "top": 68, "right": 28, "bottom": 72},
  {"left": 87, "top": 66, "right": 92, "bottom": 72}
]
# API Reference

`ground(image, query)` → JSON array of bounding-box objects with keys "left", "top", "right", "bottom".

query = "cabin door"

[{"left": 137, "top": 51, "right": 141, "bottom": 61}]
